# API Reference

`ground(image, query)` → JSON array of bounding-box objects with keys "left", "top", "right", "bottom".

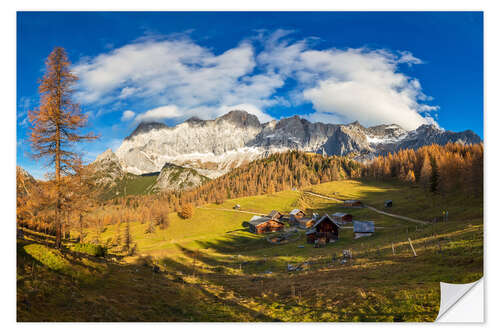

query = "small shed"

[
  {"left": 306, "top": 215, "right": 340, "bottom": 244},
  {"left": 248, "top": 216, "right": 285, "bottom": 234},
  {"left": 331, "top": 212, "right": 353, "bottom": 224},
  {"left": 289, "top": 209, "right": 306, "bottom": 225},
  {"left": 266, "top": 210, "right": 284, "bottom": 220},
  {"left": 384, "top": 200, "right": 393, "bottom": 208},
  {"left": 343, "top": 200, "right": 364, "bottom": 208},
  {"left": 353, "top": 221, "right": 375, "bottom": 239}
]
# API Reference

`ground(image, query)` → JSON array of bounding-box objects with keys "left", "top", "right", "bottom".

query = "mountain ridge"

[{"left": 111, "top": 110, "right": 481, "bottom": 179}]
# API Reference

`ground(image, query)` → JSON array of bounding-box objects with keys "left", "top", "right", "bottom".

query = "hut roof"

[
  {"left": 267, "top": 210, "right": 282, "bottom": 218},
  {"left": 248, "top": 216, "right": 283, "bottom": 227},
  {"left": 353, "top": 221, "right": 375, "bottom": 233},
  {"left": 290, "top": 209, "right": 304, "bottom": 216},
  {"left": 345, "top": 200, "right": 362, "bottom": 204},
  {"left": 311, "top": 215, "right": 339, "bottom": 229},
  {"left": 332, "top": 212, "right": 351, "bottom": 218}
]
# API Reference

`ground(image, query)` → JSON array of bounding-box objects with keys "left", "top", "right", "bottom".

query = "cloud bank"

[{"left": 73, "top": 31, "right": 439, "bottom": 130}]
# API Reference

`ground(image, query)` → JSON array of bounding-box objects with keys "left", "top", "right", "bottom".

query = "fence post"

[{"left": 408, "top": 238, "right": 417, "bottom": 257}]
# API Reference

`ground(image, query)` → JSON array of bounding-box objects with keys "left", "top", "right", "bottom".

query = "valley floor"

[{"left": 17, "top": 179, "right": 483, "bottom": 322}]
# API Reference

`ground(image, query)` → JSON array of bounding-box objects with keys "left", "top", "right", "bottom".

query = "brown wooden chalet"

[
  {"left": 331, "top": 212, "right": 353, "bottom": 224},
  {"left": 343, "top": 200, "right": 364, "bottom": 208},
  {"left": 306, "top": 215, "right": 340, "bottom": 245},
  {"left": 248, "top": 215, "right": 285, "bottom": 234}
]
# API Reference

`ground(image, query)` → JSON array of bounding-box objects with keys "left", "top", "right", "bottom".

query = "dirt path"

[
  {"left": 303, "top": 191, "right": 429, "bottom": 225},
  {"left": 198, "top": 207, "right": 266, "bottom": 216}
]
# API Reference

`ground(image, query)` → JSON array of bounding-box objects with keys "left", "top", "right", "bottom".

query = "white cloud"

[
  {"left": 134, "top": 105, "right": 182, "bottom": 123},
  {"left": 258, "top": 34, "right": 438, "bottom": 130},
  {"left": 121, "top": 110, "right": 136, "bottom": 121},
  {"left": 73, "top": 31, "right": 439, "bottom": 130}
]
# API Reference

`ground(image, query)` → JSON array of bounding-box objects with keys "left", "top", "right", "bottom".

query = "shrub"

[{"left": 72, "top": 242, "right": 107, "bottom": 257}]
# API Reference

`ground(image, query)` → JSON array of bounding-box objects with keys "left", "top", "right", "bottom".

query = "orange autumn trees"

[
  {"left": 28, "top": 47, "right": 97, "bottom": 248},
  {"left": 362, "top": 143, "right": 483, "bottom": 196}
]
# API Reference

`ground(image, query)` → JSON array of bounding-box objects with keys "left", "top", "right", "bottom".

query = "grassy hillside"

[
  {"left": 17, "top": 179, "right": 483, "bottom": 322},
  {"left": 100, "top": 173, "right": 159, "bottom": 200}
]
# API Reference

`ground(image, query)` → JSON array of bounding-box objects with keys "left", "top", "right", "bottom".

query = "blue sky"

[{"left": 17, "top": 12, "right": 483, "bottom": 179}]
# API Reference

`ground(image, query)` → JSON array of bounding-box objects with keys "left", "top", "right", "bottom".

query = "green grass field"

[
  {"left": 17, "top": 179, "right": 483, "bottom": 322},
  {"left": 100, "top": 173, "right": 158, "bottom": 200}
]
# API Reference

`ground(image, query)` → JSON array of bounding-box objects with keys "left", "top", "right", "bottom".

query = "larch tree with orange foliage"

[{"left": 28, "top": 47, "right": 98, "bottom": 248}]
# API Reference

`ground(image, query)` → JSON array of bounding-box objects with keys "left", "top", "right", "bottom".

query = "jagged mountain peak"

[
  {"left": 347, "top": 120, "right": 363, "bottom": 128},
  {"left": 126, "top": 121, "right": 169, "bottom": 140},
  {"left": 95, "top": 148, "right": 118, "bottom": 162},
  {"left": 414, "top": 123, "right": 444, "bottom": 133},
  {"left": 216, "top": 110, "right": 261, "bottom": 128},
  {"left": 185, "top": 116, "right": 204, "bottom": 124}
]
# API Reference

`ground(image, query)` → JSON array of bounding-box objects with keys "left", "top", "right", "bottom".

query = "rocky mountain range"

[
  {"left": 91, "top": 110, "right": 481, "bottom": 192},
  {"left": 109, "top": 110, "right": 481, "bottom": 178}
]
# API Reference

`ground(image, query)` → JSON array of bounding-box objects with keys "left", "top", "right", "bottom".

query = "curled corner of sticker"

[{"left": 435, "top": 278, "right": 483, "bottom": 322}]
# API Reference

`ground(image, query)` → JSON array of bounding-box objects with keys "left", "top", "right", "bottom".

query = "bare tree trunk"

[
  {"left": 79, "top": 214, "right": 84, "bottom": 242},
  {"left": 54, "top": 64, "right": 62, "bottom": 249}
]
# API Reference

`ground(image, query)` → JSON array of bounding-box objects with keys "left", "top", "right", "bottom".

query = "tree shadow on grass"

[{"left": 17, "top": 238, "right": 278, "bottom": 322}]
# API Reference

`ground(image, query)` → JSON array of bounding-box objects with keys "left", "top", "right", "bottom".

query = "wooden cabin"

[
  {"left": 289, "top": 209, "right": 306, "bottom": 225},
  {"left": 296, "top": 217, "right": 315, "bottom": 229},
  {"left": 331, "top": 212, "right": 353, "bottom": 224},
  {"left": 248, "top": 216, "right": 285, "bottom": 234},
  {"left": 266, "top": 210, "right": 284, "bottom": 221},
  {"left": 343, "top": 200, "right": 364, "bottom": 208},
  {"left": 306, "top": 215, "right": 340, "bottom": 244},
  {"left": 353, "top": 220, "right": 375, "bottom": 239}
]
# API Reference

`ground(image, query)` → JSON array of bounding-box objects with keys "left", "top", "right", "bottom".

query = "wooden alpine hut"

[
  {"left": 306, "top": 215, "right": 340, "bottom": 244},
  {"left": 296, "top": 216, "right": 316, "bottom": 229},
  {"left": 289, "top": 209, "right": 306, "bottom": 225},
  {"left": 331, "top": 212, "right": 353, "bottom": 224},
  {"left": 248, "top": 216, "right": 285, "bottom": 234},
  {"left": 343, "top": 200, "right": 364, "bottom": 208}
]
